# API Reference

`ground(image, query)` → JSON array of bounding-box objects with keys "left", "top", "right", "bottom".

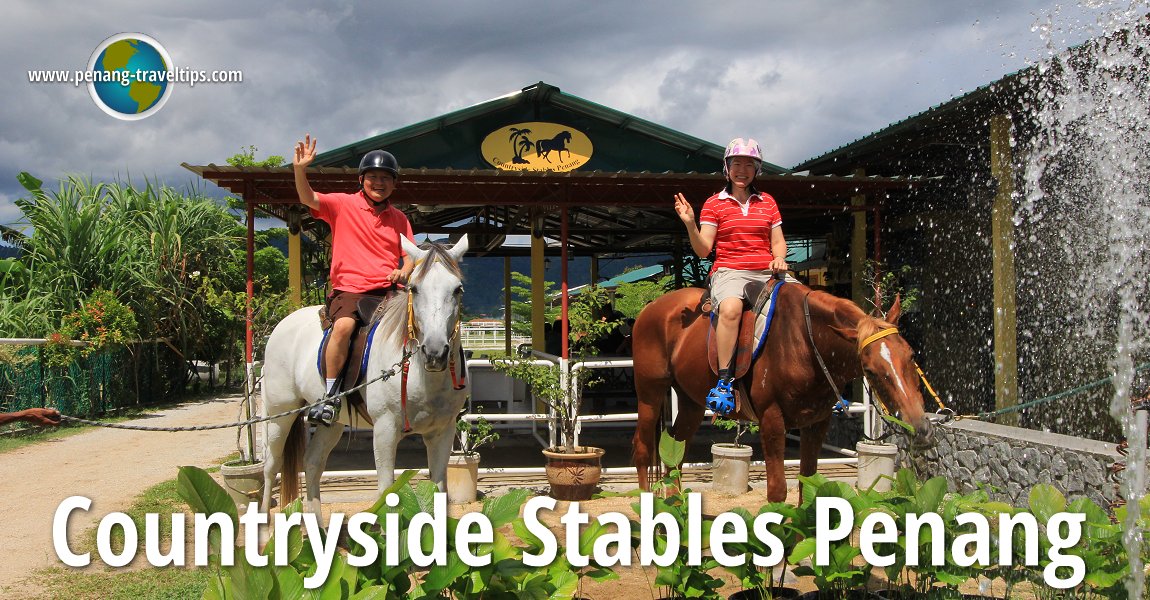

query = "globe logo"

[{"left": 86, "top": 33, "right": 173, "bottom": 120}]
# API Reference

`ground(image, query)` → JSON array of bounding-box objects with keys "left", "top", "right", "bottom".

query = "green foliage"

[
  {"left": 8, "top": 173, "right": 295, "bottom": 388},
  {"left": 613, "top": 275, "right": 673, "bottom": 318},
  {"left": 713, "top": 415, "right": 759, "bottom": 448},
  {"left": 787, "top": 474, "right": 878, "bottom": 595},
  {"left": 177, "top": 464, "right": 606, "bottom": 598},
  {"left": 719, "top": 503, "right": 803, "bottom": 592},
  {"left": 454, "top": 414, "right": 499, "bottom": 455},
  {"left": 490, "top": 354, "right": 594, "bottom": 453},
  {"left": 509, "top": 271, "right": 558, "bottom": 336},
  {"left": 566, "top": 284, "right": 618, "bottom": 356},
  {"left": 225, "top": 145, "right": 285, "bottom": 169},
  {"left": 863, "top": 260, "right": 920, "bottom": 315},
  {"left": 630, "top": 431, "right": 727, "bottom": 599},
  {"left": 43, "top": 289, "right": 137, "bottom": 367}
]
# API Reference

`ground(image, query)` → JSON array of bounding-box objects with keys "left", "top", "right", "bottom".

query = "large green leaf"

[
  {"left": 227, "top": 559, "right": 275, "bottom": 600},
  {"left": 483, "top": 487, "right": 530, "bottom": 528},
  {"left": 1028, "top": 484, "right": 1066, "bottom": 523},
  {"left": 273, "top": 565, "right": 306, "bottom": 599},
  {"left": 658, "top": 431, "right": 686, "bottom": 467},
  {"left": 177, "top": 465, "right": 238, "bottom": 554},
  {"left": 914, "top": 476, "right": 948, "bottom": 514},
  {"left": 17, "top": 171, "right": 42, "bottom": 192}
]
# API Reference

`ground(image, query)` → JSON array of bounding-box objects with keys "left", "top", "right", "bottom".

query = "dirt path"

[{"left": 0, "top": 396, "right": 246, "bottom": 592}]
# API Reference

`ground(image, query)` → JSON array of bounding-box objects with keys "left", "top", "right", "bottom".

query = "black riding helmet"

[{"left": 358, "top": 150, "right": 399, "bottom": 178}]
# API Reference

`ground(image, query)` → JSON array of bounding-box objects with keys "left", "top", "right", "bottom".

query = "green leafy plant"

[
  {"left": 490, "top": 354, "right": 592, "bottom": 453},
  {"left": 44, "top": 289, "right": 137, "bottom": 367},
  {"left": 455, "top": 413, "right": 500, "bottom": 455},
  {"left": 720, "top": 502, "right": 802, "bottom": 596},
  {"left": 788, "top": 474, "right": 879, "bottom": 597},
  {"left": 629, "top": 431, "right": 727, "bottom": 599},
  {"left": 713, "top": 415, "right": 759, "bottom": 448}
]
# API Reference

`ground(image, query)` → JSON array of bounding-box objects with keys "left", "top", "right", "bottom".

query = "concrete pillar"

[{"left": 990, "top": 114, "right": 1020, "bottom": 425}]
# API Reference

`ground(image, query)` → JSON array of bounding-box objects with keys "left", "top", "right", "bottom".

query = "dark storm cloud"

[{"left": 0, "top": 0, "right": 1128, "bottom": 226}]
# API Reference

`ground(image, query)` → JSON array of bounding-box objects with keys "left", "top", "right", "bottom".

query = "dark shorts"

[{"left": 326, "top": 287, "right": 396, "bottom": 324}]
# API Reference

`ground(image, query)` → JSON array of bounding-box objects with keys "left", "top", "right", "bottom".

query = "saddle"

[
  {"left": 317, "top": 293, "right": 398, "bottom": 424},
  {"left": 706, "top": 279, "right": 786, "bottom": 421}
]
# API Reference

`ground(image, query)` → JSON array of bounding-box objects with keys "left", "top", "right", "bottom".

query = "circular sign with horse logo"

[{"left": 481, "top": 122, "right": 593, "bottom": 172}]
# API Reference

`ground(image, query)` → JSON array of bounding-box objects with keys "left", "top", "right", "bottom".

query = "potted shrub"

[
  {"left": 492, "top": 353, "right": 604, "bottom": 500},
  {"left": 711, "top": 415, "right": 758, "bottom": 496},
  {"left": 447, "top": 413, "right": 499, "bottom": 504}
]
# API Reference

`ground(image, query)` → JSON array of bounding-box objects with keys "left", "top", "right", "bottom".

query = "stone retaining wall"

[{"left": 893, "top": 417, "right": 1126, "bottom": 508}]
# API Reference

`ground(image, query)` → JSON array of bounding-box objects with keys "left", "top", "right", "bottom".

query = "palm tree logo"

[{"left": 507, "top": 128, "right": 535, "bottom": 164}]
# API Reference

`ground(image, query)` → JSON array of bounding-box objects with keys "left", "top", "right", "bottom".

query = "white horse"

[{"left": 260, "top": 235, "right": 470, "bottom": 513}]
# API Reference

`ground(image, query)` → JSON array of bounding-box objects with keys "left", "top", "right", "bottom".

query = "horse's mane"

[
  {"left": 375, "top": 241, "right": 464, "bottom": 351},
  {"left": 804, "top": 287, "right": 895, "bottom": 342},
  {"left": 411, "top": 242, "right": 463, "bottom": 282}
]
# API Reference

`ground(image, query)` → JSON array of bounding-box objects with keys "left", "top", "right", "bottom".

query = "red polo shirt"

[
  {"left": 698, "top": 189, "right": 782, "bottom": 273},
  {"left": 310, "top": 191, "right": 414, "bottom": 293}
]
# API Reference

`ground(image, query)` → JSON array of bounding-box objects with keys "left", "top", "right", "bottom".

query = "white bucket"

[{"left": 856, "top": 442, "right": 898, "bottom": 492}]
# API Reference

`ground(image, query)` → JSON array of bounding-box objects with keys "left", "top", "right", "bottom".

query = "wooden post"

[
  {"left": 531, "top": 212, "right": 547, "bottom": 350},
  {"left": 287, "top": 224, "right": 302, "bottom": 306},
  {"left": 990, "top": 114, "right": 1020, "bottom": 425},
  {"left": 851, "top": 168, "right": 868, "bottom": 309}
]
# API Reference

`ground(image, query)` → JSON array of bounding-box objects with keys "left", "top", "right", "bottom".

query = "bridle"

[{"left": 803, "top": 291, "right": 948, "bottom": 425}]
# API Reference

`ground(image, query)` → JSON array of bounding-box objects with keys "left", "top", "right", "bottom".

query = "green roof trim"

[{"left": 315, "top": 81, "right": 790, "bottom": 175}]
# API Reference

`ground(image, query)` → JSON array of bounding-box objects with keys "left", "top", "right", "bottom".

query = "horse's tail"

[{"left": 279, "top": 417, "right": 306, "bottom": 505}]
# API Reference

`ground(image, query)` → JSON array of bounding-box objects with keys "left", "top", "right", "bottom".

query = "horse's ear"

[
  {"left": 401, "top": 236, "right": 426, "bottom": 262},
  {"left": 830, "top": 325, "right": 858, "bottom": 343},
  {"left": 449, "top": 234, "right": 469, "bottom": 261},
  {"left": 885, "top": 294, "right": 902, "bottom": 325}
]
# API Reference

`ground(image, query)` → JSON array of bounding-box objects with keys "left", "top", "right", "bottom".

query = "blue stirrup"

[{"left": 706, "top": 379, "right": 735, "bottom": 415}]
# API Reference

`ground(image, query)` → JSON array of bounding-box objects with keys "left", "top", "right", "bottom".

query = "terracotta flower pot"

[{"left": 542, "top": 446, "right": 605, "bottom": 501}]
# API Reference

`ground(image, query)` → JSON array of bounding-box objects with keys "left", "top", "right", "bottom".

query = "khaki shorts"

[
  {"left": 710, "top": 268, "right": 774, "bottom": 309},
  {"left": 710, "top": 268, "right": 797, "bottom": 311}
]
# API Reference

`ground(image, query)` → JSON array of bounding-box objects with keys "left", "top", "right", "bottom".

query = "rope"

[
  {"left": 57, "top": 348, "right": 413, "bottom": 432},
  {"left": 967, "top": 361, "right": 1150, "bottom": 421}
]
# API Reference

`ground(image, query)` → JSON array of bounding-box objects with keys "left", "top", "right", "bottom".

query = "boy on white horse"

[{"left": 293, "top": 135, "right": 415, "bottom": 426}]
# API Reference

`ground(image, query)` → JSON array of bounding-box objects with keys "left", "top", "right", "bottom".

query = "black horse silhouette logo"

[{"left": 536, "top": 131, "right": 572, "bottom": 163}]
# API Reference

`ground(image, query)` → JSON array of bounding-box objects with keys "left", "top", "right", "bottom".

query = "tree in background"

[
  {"left": 225, "top": 145, "right": 285, "bottom": 168},
  {"left": 508, "top": 271, "right": 558, "bottom": 336},
  {"left": 5, "top": 171, "right": 296, "bottom": 389},
  {"left": 613, "top": 275, "right": 673, "bottom": 319}
]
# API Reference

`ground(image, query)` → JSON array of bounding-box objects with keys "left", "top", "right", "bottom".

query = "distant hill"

[
  {"left": 0, "top": 245, "right": 21, "bottom": 260},
  {"left": 459, "top": 254, "right": 660, "bottom": 317}
]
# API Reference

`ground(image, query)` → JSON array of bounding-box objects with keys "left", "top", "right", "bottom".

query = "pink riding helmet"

[{"left": 723, "top": 137, "right": 763, "bottom": 177}]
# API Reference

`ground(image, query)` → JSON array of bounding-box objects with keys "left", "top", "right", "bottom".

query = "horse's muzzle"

[
  {"left": 911, "top": 416, "right": 936, "bottom": 449},
  {"left": 421, "top": 342, "right": 451, "bottom": 372}
]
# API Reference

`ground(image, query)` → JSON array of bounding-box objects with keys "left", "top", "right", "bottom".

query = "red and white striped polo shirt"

[{"left": 698, "top": 189, "right": 782, "bottom": 273}]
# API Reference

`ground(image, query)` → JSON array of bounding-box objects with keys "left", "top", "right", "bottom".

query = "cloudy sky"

[{"left": 1, "top": 0, "right": 1140, "bottom": 227}]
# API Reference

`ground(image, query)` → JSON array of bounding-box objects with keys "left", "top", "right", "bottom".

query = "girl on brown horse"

[
  {"left": 673, "top": 137, "right": 789, "bottom": 416},
  {"left": 630, "top": 284, "right": 935, "bottom": 502}
]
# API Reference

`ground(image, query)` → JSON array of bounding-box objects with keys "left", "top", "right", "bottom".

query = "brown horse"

[{"left": 631, "top": 283, "right": 935, "bottom": 501}]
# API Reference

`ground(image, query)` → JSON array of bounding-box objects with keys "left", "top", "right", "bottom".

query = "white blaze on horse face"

[{"left": 878, "top": 341, "right": 910, "bottom": 401}]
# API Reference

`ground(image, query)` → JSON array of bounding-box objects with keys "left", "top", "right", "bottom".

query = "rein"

[
  {"left": 399, "top": 261, "right": 469, "bottom": 431},
  {"left": 803, "top": 292, "right": 951, "bottom": 441}
]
